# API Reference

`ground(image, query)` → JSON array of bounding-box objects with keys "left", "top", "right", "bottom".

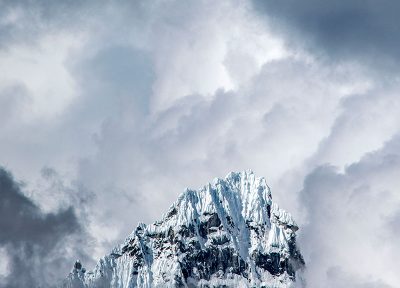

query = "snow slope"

[{"left": 64, "top": 170, "right": 304, "bottom": 288}]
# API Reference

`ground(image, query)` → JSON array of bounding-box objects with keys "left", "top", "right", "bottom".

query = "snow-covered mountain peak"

[
  {"left": 159, "top": 170, "right": 272, "bottom": 230},
  {"left": 64, "top": 171, "right": 304, "bottom": 288}
]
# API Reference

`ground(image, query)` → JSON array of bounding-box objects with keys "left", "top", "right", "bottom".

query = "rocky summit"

[{"left": 64, "top": 170, "right": 304, "bottom": 287}]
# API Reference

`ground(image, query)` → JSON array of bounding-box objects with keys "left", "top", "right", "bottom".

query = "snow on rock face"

[{"left": 63, "top": 170, "right": 304, "bottom": 288}]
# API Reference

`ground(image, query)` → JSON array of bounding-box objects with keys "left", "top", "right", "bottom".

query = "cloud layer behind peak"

[{"left": 0, "top": 0, "right": 400, "bottom": 287}]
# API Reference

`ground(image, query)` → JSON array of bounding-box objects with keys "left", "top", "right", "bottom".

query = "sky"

[{"left": 0, "top": 0, "right": 399, "bottom": 287}]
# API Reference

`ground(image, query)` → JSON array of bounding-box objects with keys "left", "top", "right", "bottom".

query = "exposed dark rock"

[
  {"left": 198, "top": 213, "right": 222, "bottom": 238},
  {"left": 74, "top": 261, "right": 82, "bottom": 270},
  {"left": 179, "top": 245, "right": 248, "bottom": 282}
]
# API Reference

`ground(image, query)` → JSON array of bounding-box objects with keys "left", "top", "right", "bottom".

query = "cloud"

[
  {"left": 298, "top": 135, "right": 400, "bottom": 287},
  {"left": 0, "top": 84, "right": 30, "bottom": 127},
  {"left": 0, "top": 167, "right": 91, "bottom": 287},
  {"left": 325, "top": 267, "right": 392, "bottom": 288},
  {"left": 306, "top": 82, "right": 400, "bottom": 170},
  {"left": 1, "top": 0, "right": 305, "bottom": 250},
  {"left": 70, "top": 55, "right": 374, "bottom": 250},
  {"left": 0, "top": 0, "right": 90, "bottom": 49},
  {"left": 253, "top": 0, "right": 400, "bottom": 69}
]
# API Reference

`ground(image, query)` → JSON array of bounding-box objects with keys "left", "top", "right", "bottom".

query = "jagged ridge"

[{"left": 64, "top": 170, "right": 304, "bottom": 288}]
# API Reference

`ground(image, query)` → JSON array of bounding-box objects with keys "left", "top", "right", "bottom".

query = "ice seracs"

[{"left": 63, "top": 170, "right": 304, "bottom": 288}]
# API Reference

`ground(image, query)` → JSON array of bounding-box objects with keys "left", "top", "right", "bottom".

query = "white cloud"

[
  {"left": 0, "top": 247, "right": 10, "bottom": 279},
  {"left": 0, "top": 32, "right": 83, "bottom": 121},
  {"left": 299, "top": 136, "right": 400, "bottom": 287}
]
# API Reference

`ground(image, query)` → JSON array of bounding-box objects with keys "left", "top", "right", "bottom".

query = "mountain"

[{"left": 63, "top": 170, "right": 304, "bottom": 287}]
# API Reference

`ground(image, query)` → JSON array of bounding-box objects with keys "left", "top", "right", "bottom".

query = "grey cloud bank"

[
  {"left": 253, "top": 0, "right": 400, "bottom": 69},
  {"left": 0, "top": 167, "right": 91, "bottom": 287},
  {"left": 0, "top": 0, "right": 399, "bottom": 287}
]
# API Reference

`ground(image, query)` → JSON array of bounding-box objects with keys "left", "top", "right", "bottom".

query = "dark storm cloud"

[
  {"left": 0, "top": 167, "right": 88, "bottom": 287},
  {"left": 253, "top": 0, "right": 400, "bottom": 67}
]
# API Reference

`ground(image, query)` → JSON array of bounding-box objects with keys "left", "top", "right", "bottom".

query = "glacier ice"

[{"left": 63, "top": 170, "right": 304, "bottom": 288}]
